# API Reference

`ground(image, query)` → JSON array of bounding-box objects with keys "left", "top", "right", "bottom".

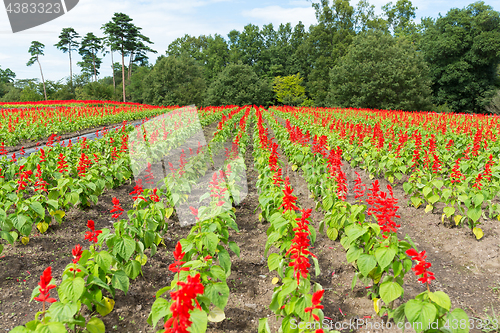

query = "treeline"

[{"left": 1, "top": 0, "right": 500, "bottom": 113}]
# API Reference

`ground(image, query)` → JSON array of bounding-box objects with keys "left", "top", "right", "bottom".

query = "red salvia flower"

[
  {"left": 353, "top": 172, "right": 366, "bottom": 200},
  {"left": 110, "top": 197, "right": 124, "bottom": 219},
  {"left": 34, "top": 267, "right": 57, "bottom": 304},
  {"left": 150, "top": 188, "right": 160, "bottom": 202},
  {"left": 169, "top": 242, "right": 189, "bottom": 273},
  {"left": 77, "top": 153, "right": 92, "bottom": 177},
  {"left": 450, "top": 159, "right": 464, "bottom": 184},
  {"left": 111, "top": 147, "right": 119, "bottom": 161},
  {"left": 57, "top": 153, "right": 68, "bottom": 173},
  {"left": 16, "top": 165, "right": 33, "bottom": 193},
  {"left": 406, "top": 249, "right": 435, "bottom": 285},
  {"left": 164, "top": 273, "right": 205, "bottom": 333},
  {"left": 69, "top": 244, "right": 83, "bottom": 273},
  {"left": 144, "top": 162, "right": 155, "bottom": 185},
  {"left": 39, "top": 149, "right": 46, "bottom": 163},
  {"left": 189, "top": 206, "right": 200, "bottom": 221},
  {"left": 34, "top": 164, "right": 48, "bottom": 192},
  {"left": 130, "top": 179, "right": 147, "bottom": 201},
  {"left": 279, "top": 177, "right": 299, "bottom": 212},
  {"left": 286, "top": 208, "right": 315, "bottom": 285},
  {"left": 0, "top": 142, "right": 7, "bottom": 155},
  {"left": 305, "top": 289, "right": 325, "bottom": 321},
  {"left": 273, "top": 168, "right": 283, "bottom": 185},
  {"left": 84, "top": 220, "right": 102, "bottom": 243},
  {"left": 473, "top": 173, "right": 483, "bottom": 190}
]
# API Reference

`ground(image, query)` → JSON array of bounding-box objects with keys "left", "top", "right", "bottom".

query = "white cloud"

[{"left": 242, "top": 5, "right": 316, "bottom": 28}]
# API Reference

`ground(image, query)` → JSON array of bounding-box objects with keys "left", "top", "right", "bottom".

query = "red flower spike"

[
  {"left": 34, "top": 267, "right": 57, "bottom": 304},
  {"left": 110, "top": 197, "right": 124, "bottom": 219},
  {"left": 164, "top": 273, "right": 205, "bottom": 333},
  {"left": 84, "top": 219, "right": 102, "bottom": 243}
]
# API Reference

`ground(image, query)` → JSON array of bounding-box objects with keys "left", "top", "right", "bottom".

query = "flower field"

[{"left": 0, "top": 102, "right": 499, "bottom": 333}]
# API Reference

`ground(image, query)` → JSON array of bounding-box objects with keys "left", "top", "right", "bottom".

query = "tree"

[
  {"left": 382, "top": 0, "right": 419, "bottom": 38},
  {"left": 204, "top": 62, "right": 272, "bottom": 106},
  {"left": 307, "top": 0, "right": 357, "bottom": 105},
  {"left": 27, "top": 41, "right": 47, "bottom": 100},
  {"left": 78, "top": 32, "right": 103, "bottom": 82},
  {"left": 142, "top": 55, "right": 206, "bottom": 106},
  {"left": 126, "top": 30, "right": 156, "bottom": 80},
  {"left": 0, "top": 66, "right": 16, "bottom": 83},
  {"left": 327, "top": 31, "right": 433, "bottom": 111},
  {"left": 272, "top": 73, "right": 307, "bottom": 106},
  {"left": 54, "top": 28, "right": 80, "bottom": 87},
  {"left": 420, "top": 2, "right": 500, "bottom": 113},
  {"left": 102, "top": 13, "right": 141, "bottom": 102}
]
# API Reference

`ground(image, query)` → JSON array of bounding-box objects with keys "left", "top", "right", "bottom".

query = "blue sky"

[{"left": 0, "top": 0, "right": 497, "bottom": 81}]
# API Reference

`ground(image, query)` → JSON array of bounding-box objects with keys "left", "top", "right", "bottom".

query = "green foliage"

[
  {"left": 204, "top": 62, "right": 272, "bottom": 106},
  {"left": 127, "top": 66, "right": 151, "bottom": 103},
  {"left": 327, "top": 31, "right": 433, "bottom": 111},
  {"left": 142, "top": 55, "right": 206, "bottom": 106},
  {"left": 78, "top": 32, "right": 103, "bottom": 81},
  {"left": 0, "top": 66, "right": 15, "bottom": 83},
  {"left": 420, "top": 2, "right": 500, "bottom": 113},
  {"left": 272, "top": 73, "right": 306, "bottom": 106},
  {"left": 75, "top": 81, "right": 115, "bottom": 101}
]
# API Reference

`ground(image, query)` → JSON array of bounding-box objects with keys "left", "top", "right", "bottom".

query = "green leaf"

[
  {"left": 380, "top": 280, "right": 403, "bottom": 304},
  {"left": 86, "top": 317, "right": 105, "bottom": 333},
  {"left": 326, "top": 227, "right": 338, "bottom": 241},
  {"left": 189, "top": 308, "right": 208, "bottom": 333},
  {"left": 467, "top": 207, "right": 481, "bottom": 222},
  {"left": 111, "top": 270, "right": 129, "bottom": 295},
  {"left": 443, "top": 206, "right": 455, "bottom": 218},
  {"left": 48, "top": 301, "right": 78, "bottom": 322},
  {"left": 346, "top": 246, "right": 363, "bottom": 262},
  {"left": 29, "top": 202, "right": 45, "bottom": 218},
  {"left": 58, "top": 277, "right": 85, "bottom": 303},
  {"left": 113, "top": 238, "right": 136, "bottom": 261},
  {"left": 205, "top": 282, "right": 230, "bottom": 309},
  {"left": 375, "top": 246, "right": 397, "bottom": 271},
  {"left": 429, "top": 291, "right": 451, "bottom": 311},
  {"left": 124, "top": 260, "right": 142, "bottom": 279},
  {"left": 404, "top": 299, "right": 437, "bottom": 333},
  {"left": 267, "top": 253, "right": 282, "bottom": 271},
  {"left": 228, "top": 241, "right": 240, "bottom": 257},
  {"left": 357, "top": 254, "right": 377, "bottom": 277},
  {"left": 203, "top": 232, "right": 219, "bottom": 255},
  {"left": 33, "top": 322, "right": 67, "bottom": 333},
  {"left": 150, "top": 298, "right": 170, "bottom": 328},
  {"left": 95, "top": 250, "right": 113, "bottom": 273},
  {"left": 218, "top": 249, "right": 231, "bottom": 276},
  {"left": 259, "top": 318, "right": 271, "bottom": 333},
  {"left": 444, "top": 308, "right": 469, "bottom": 333}
]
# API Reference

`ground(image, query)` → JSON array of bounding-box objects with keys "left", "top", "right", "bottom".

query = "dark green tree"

[
  {"left": 0, "top": 66, "right": 16, "bottom": 83},
  {"left": 142, "top": 55, "right": 206, "bottom": 106},
  {"left": 327, "top": 31, "right": 433, "bottom": 111},
  {"left": 204, "top": 62, "right": 272, "bottom": 106},
  {"left": 420, "top": 2, "right": 500, "bottom": 113},
  {"left": 27, "top": 41, "right": 47, "bottom": 100},
  {"left": 382, "top": 0, "right": 419, "bottom": 37},
  {"left": 102, "top": 13, "right": 142, "bottom": 102},
  {"left": 308, "top": 0, "right": 357, "bottom": 105},
  {"left": 78, "top": 32, "right": 103, "bottom": 82},
  {"left": 54, "top": 27, "right": 80, "bottom": 87}
]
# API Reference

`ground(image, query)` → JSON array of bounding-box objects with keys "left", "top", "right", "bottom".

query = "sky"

[{"left": 0, "top": 0, "right": 497, "bottom": 81}]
